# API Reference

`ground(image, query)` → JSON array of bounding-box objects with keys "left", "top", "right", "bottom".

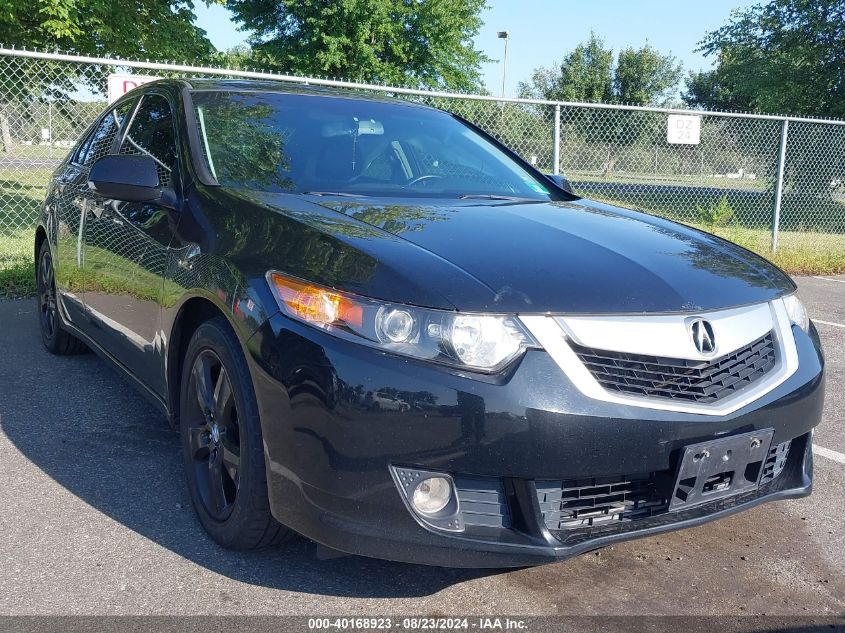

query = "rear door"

[{"left": 81, "top": 92, "right": 181, "bottom": 393}]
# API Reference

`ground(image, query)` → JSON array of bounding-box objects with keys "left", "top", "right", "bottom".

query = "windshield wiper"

[
  {"left": 301, "top": 191, "right": 365, "bottom": 198},
  {"left": 457, "top": 194, "right": 534, "bottom": 201}
]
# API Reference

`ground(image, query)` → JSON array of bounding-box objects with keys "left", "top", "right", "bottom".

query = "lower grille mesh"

[
  {"left": 571, "top": 332, "right": 777, "bottom": 403},
  {"left": 454, "top": 477, "right": 512, "bottom": 529},
  {"left": 536, "top": 474, "right": 669, "bottom": 531},
  {"left": 761, "top": 440, "right": 792, "bottom": 484}
]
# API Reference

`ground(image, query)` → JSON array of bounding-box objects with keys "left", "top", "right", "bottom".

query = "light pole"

[{"left": 497, "top": 31, "right": 509, "bottom": 98}]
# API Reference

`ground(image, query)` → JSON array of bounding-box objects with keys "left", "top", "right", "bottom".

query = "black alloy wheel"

[
  {"left": 185, "top": 349, "right": 241, "bottom": 521},
  {"left": 179, "top": 317, "right": 287, "bottom": 549},
  {"left": 38, "top": 246, "right": 58, "bottom": 340}
]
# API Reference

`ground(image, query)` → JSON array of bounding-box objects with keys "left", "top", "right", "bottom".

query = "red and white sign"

[{"left": 107, "top": 74, "right": 162, "bottom": 103}]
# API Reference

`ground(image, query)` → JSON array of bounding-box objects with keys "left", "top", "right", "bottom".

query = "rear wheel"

[
  {"left": 179, "top": 317, "right": 288, "bottom": 549},
  {"left": 36, "top": 241, "right": 86, "bottom": 355}
]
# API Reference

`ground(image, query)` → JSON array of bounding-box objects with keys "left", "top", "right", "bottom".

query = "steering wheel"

[{"left": 406, "top": 174, "right": 443, "bottom": 187}]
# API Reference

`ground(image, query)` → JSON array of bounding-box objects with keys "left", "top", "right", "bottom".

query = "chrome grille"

[{"left": 571, "top": 332, "right": 777, "bottom": 404}]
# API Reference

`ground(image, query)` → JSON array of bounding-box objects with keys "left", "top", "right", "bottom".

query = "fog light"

[
  {"left": 391, "top": 466, "right": 463, "bottom": 532},
  {"left": 411, "top": 476, "right": 452, "bottom": 514}
]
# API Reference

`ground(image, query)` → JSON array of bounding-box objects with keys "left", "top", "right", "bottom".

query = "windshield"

[{"left": 191, "top": 91, "right": 556, "bottom": 200}]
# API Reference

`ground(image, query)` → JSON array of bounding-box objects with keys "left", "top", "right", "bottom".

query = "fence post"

[
  {"left": 553, "top": 104, "right": 561, "bottom": 175},
  {"left": 771, "top": 119, "right": 789, "bottom": 253}
]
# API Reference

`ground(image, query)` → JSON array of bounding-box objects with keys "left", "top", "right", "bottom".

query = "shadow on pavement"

[{"left": 0, "top": 299, "right": 493, "bottom": 598}]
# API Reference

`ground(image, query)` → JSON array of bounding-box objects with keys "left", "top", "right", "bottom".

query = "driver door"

[{"left": 81, "top": 92, "right": 181, "bottom": 394}]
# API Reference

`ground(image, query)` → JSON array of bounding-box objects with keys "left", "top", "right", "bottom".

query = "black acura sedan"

[{"left": 35, "top": 79, "right": 824, "bottom": 567}]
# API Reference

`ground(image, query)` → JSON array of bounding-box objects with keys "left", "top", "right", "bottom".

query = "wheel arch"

[
  {"left": 165, "top": 293, "right": 248, "bottom": 428},
  {"left": 34, "top": 225, "right": 48, "bottom": 263}
]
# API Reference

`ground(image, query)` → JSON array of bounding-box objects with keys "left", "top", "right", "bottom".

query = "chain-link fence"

[{"left": 2, "top": 47, "right": 844, "bottom": 288}]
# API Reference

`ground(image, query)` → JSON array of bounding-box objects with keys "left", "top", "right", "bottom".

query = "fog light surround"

[{"left": 390, "top": 466, "right": 463, "bottom": 532}]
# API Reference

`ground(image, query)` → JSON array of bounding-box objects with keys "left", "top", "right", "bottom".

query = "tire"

[
  {"left": 179, "top": 316, "right": 288, "bottom": 549},
  {"left": 36, "top": 241, "right": 86, "bottom": 355}
]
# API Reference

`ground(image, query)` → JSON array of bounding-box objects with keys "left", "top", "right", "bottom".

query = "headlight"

[
  {"left": 267, "top": 271, "right": 538, "bottom": 372},
  {"left": 783, "top": 293, "right": 809, "bottom": 332}
]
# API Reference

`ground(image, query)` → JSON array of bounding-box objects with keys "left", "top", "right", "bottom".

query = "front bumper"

[{"left": 245, "top": 314, "right": 824, "bottom": 567}]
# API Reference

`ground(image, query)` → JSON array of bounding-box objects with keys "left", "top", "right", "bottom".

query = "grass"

[
  {"left": 570, "top": 170, "right": 770, "bottom": 192},
  {"left": 0, "top": 227, "right": 35, "bottom": 297},
  {"left": 704, "top": 224, "right": 845, "bottom": 276},
  {"left": 0, "top": 168, "right": 49, "bottom": 297}
]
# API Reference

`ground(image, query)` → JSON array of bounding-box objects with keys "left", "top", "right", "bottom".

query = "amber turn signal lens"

[{"left": 269, "top": 272, "right": 363, "bottom": 328}]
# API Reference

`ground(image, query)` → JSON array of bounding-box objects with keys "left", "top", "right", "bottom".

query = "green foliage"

[
  {"left": 518, "top": 33, "right": 612, "bottom": 103},
  {"left": 696, "top": 0, "right": 845, "bottom": 117},
  {"left": 224, "top": 0, "right": 490, "bottom": 91},
  {"left": 614, "top": 44, "right": 682, "bottom": 106},
  {"left": 212, "top": 44, "right": 276, "bottom": 71},
  {"left": 518, "top": 34, "right": 682, "bottom": 107},
  {"left": 681, "top": 69, "right": 753, "bottom": 111},
  {"left": 0, "top": 0, "right": 215, "bottom": 152},
  {"left": 516, "top": 35, "right": 682, "bottom": 179},
  {"left": 697, "top": 195, "right": 736, "bottom": 230},
  {"left": 0, "top": 0, "right": 214, "bottom": 61}
]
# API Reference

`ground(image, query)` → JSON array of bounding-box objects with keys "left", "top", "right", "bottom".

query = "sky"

[{"left": 193, "top": 1, "right": 757, "bottom": 97}]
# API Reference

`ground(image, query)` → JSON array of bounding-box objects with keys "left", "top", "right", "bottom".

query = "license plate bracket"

[{"left": 669, "top": 429, "right": 774, "bottom": 512}]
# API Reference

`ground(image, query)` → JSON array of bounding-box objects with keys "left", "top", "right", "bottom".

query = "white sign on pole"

[
  {"left": 666, "top": 114, "right": 702, "bottom": 145},
  {"left": 107, "top": 74, "right": 162, "bottom": 103}
]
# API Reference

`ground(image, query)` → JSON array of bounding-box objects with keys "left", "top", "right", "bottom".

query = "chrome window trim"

[{"left": 520, "top": 299, "right": 799, "bottom": 417}]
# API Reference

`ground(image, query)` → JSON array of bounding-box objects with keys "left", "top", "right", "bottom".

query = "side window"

[
  {"left": 119, "top": 94, "right": 178, "bottom": 187},
  {"left": 77, "top": 100, "right": 133, "bottom": 167}
]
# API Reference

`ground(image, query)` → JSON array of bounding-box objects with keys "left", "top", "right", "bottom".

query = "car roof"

[{"left": 151, "top": 77, "right": 436, "bottom": 109}]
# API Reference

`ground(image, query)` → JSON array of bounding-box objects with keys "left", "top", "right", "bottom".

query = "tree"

[
  {"left": 518, "top": 35, "right": 682, "bottom": 107},
  {"left": 212, "top": 44, "right": 278, "bottom": 71},
  {"left": 518, "top": 33, "right": 613, "bottom": 103},
  {"left": 224, "top": 0, "right": 489, "bottom": 91},
  {"left": 681, "top": 69, "right": 753, "bottom": 111},
  {"left": 696, "top": 0, "right": 845, "bottom": 117},
  {"left": 614, "top": 44, "right": 682, "bottom": 106},
  {"left": 517, "top": 36, "right": 683, "bottom": 178},
  {"left": 0, "top": 0, "right": 214, "bottom": 60},
  {"left": 519, "top": 33, "right": 681, "bottom": 105},
  {"left": 0, "top": 0, "right": 215, "bottom": 153}
]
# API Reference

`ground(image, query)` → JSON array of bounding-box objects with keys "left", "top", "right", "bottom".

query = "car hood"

[
  {"left": 307, "top": 196, "right": 795, "bottom": 314},
  {"left": 228, "top": 189, "right": 795, "bottom": 314}
]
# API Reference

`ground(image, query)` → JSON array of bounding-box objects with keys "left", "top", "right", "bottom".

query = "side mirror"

[
  {"left": 545, "top": 173, "right": 574, "bottom": 194},
  {"left": 89, "top": 154, "right": 161, "bottom": 202}
]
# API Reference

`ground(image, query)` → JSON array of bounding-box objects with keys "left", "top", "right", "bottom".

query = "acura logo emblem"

[{"left": 690, "top": 319, "right": 717, "bottom": 355}]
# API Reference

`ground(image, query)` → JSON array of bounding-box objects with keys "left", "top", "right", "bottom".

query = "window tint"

[
  {"left": 120, "top": 94, "right": 177, "bottom": 187},
  {"left": 77, "top": 100, "right": 133, "bottom": 167},
  {"left": 191, "top": 92, "right": 556, "bottom": 200}
]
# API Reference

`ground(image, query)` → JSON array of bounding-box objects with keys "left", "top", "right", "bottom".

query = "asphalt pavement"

[{"left": 0, "top": 276, "right": 843, "bottom": 617}]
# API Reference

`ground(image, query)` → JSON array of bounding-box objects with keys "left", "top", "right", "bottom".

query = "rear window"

[{"left": 191, "top": 91, "right": 555, "bottom": 200}]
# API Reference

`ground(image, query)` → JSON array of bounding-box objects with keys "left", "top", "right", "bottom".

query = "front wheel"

[{"left": 179, "top": 317, "right": 288, "bottom": 549}]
